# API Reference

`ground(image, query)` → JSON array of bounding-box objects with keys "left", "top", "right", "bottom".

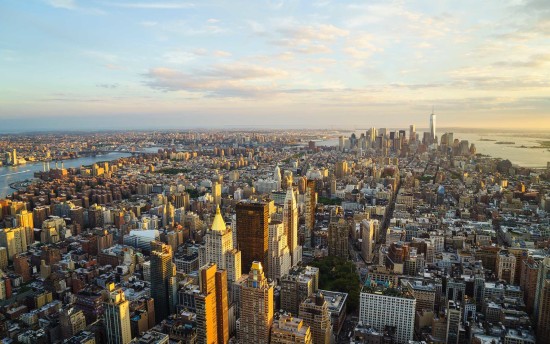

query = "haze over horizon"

[{"left": 1, "top": 0, "right": 549, "bottom": 130}]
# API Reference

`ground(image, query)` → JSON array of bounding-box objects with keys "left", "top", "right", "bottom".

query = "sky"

[{"left": 0, "top": 0, "right": 549, "bottom": 131}]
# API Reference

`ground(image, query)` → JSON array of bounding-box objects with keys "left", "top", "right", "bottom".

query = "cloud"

[
  {"left": 140, "top": 21, "right": 158, "bottom": 27},
  {"left": 82, "top": 50, "right": 118, "bottom": 63},
  {"left": 96, "top": 83, "right": 119, "bottom": 89},
  {"left": 493, "top": 54, "right": 550, "bottom": 68},
  {"left": 144, "top": 63, "right": 288, "bottom": 97},
  {"left": 270, "top": 22, "right": 347, "bottom": 54},
  {"left": 103, "top": 2, "right": 194, "bottom": 9},
  {"left": 45, "top": 0, "right": 77, "bottom": 10},
  {"left": 213, "top": 50, "right": 232, "bottom": 57},
  {"left": 277, "top": 23, "right": 348, "bottom": 41}
]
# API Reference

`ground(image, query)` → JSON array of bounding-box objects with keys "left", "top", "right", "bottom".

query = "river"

[{"left": 0, "top": 152, "right": 131, "bottom": 198}]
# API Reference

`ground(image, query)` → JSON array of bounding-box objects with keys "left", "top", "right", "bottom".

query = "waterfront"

[
  {"left": 314, "top": 130, "right": 550, "bottom": 169},
  {"left": 0, "top": 152, "right": 131, "bottom": 198}
]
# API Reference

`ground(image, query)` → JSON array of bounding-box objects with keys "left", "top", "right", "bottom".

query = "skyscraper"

[
  {"left": 205, "top": 206, "right": 242, "bottom": 282},
  {"left": 212, "top": 181, "right": 222, "bottom": 206},
  {"left": 0, "top": 227, "right": 28, "bottom": 261},
  {"left": 299, "top": 293, "right": 332, "bottom": 344},
  {"left": 236, "top": 201, "right": 269, "bottom": 274},
  {"left": 328, "top": 207, "right": 349, "bottom": 259},
  {"left": 283, "top": 188, "right": 301, "bottom": 266},
  {"left": 409, "top": 124, "right": 416, "bottom": 142},
  {"left": 195, "top": 263, "right": 229, "bottom": 344},
  {"left": 361, "top": 219, "right": 377, "bottom": 263},
  {"left": 430, "top": 112, "right": 436, "bottom": 142},
  {"left": 238, "top": 261, "right": 273, "bottom": 344},
  {"left": 274, "top": 165, "right": 282, "bottom": 191},
  {"left": 267, "top": 221, "right": 291, "bottom": 282},
  {"left": 446, "top": 301, "right": 461, "bottom": 344},
  {"left": 304, "top": 180, "right": 316, "bottom": 245},
  {"left": 150, "top": 241, "right": 176, "bottom": 322},
  {"left": 537, "top": 279, "right": 550, "bottom": 344},
  {"left": 359, "top": 284, "right": 415, "bottom": 343},
  {"left": 104, "top": 283, "right": 132, "bottom": 344}
]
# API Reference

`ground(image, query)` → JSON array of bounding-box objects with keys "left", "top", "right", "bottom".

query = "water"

[
  {"left": 0, "top": 152, "right": 131, "bottom": 198},
  {"left": 315, "top": 130, "right": 550, "bottom": 168}
]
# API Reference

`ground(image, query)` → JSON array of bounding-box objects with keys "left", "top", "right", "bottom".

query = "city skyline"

[{"left": 1, "top": 0, "right": 549, "bottom": 130}]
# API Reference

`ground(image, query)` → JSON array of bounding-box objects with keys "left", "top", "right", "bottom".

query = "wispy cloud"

[
  {"left": 145, "top": 63, "right": 288, "bottom": 97},
  {"left": 45, "top": 0, "right": 77, "bottom": 10},
  {"left": 103, "top": 1, "right": 194, "bottom": 9}
]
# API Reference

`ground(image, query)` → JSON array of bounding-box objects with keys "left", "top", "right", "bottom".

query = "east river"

[{"left": 0, "top": 152, "right": 131, "bottom": 198}]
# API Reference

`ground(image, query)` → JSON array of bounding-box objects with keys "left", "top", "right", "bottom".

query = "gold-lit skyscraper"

[
  {"left": 238, "top": 261, "right": 273, "bottom": 344},
  {"left": 104, "top": 283, "right": 132, "bottom": 344},
  {"left": 236, "top": 201, "right": 269, "bottom": 274},
  {"left": 195, "top": 263, "right": 229, "bottom": 344},
  {"left": 150, "top": 241, "right": 176, "bottom": 323}
]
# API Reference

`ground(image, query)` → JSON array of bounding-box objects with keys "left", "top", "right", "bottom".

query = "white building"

[
  {"left": 359, "top": 285, "right": 416, "bottom": 343},
  {"left": 267, "top": 222, "right": 291, "bottom": 282}
]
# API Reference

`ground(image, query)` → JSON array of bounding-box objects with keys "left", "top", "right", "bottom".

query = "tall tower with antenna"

[{"left": 430, "top": 107, "right": 436, "bottom": 143}]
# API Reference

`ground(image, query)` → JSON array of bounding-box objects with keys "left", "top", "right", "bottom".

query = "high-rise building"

[
  {"left": 236, "top": 201, "right": 269, "bottom": 274},
  {"left": 283, "top": 188, "right": 301, "bottom": 266},
  {"left": 88, "top": 204, "right": 104, "bottom": 229},
  {"left": 359, "top": 283, "right": 415, "bottom": 343},
  {"left": 446, "top": 301, "right": 461, "bottom": 344},
  {"left": 205, "top": 206, "right": 241, "bottom": 282},
  {"left": 299, "top": 293, "right": 332, "bottom": 344},
  {"left": 496, "top": 250, "right": 516, "bottom": 284},
  {"left": 409, "top": 124, "right": 416, "bottom": 142},
  {"left": 104, "top": 284, "right": 132, "bottom": 344},
  {"left": 335, "top": 161, "right": 348, "bottom": 179},
  {"left": 212, "top": 182, "right": 222, "bottom": 206},
  {"left": 360, "top": 219, "right": 377, "bottom": 263},
  {"left": 13, "top": 254, "right": 31, "bottom": 282},
  {"left": 328, "top": 207, "right": 349, "bottom": 259},
  {"left": 195, "top": 263, "right": 229, "bottom": 344},
  {"left": 60, "top": 307, "right": 87, "bottom": 340},
  {"left": 270, "top": 315, "right": 312, "bottom": 344},
  {"left": 430, "top": 112, "right": 436, "bottom": 142},
  {"left": 150, "top": 241, "right": 176, "bottom": 322},
  {"left": 0, "top": 227, "right": 28, "bottom": 261},
  {"left": 280, "top": 266, "right": 319, "bottom": 316},
  {"left": 304, "top": 180, "right": 316, "bottom": 245},
  {"left": 267, "top": 221, "right": 291, "bottom": 282},
  {"left": 0, "top": 247, "right": 7, "bottom": 270},
  {"left": 274, "top": 165, "right": 282, "bottom": 191},
  {"left": 238, "top": 261, "right": 273, "bottom": 344},
  {"left": 537, "top": 279, "right": 550, "bottom": 344},
  {"left": 535, "top": 257, "right": 550, "bottom": 333}
]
